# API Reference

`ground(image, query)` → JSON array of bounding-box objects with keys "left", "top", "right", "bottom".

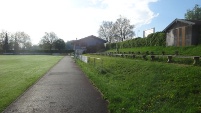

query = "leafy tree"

[
  {"left": 0, "top": 30, "right": 7, "bottom": 50},
  {"left": 39, "top": 32, "right": 58, "bottom": 50},
  {"left": 98, "top": 21, "right": 115, "bottom": 43},
  {"left": 66, "top": 41, "right": 75, "bottom": 50},
  {"left": 185, "top": 4, "right": 201, "bottom": 20},
  {"left": 54, "top": 39, "right": 65, "bottom": 50},
  {"left": 3, "top": 33, "right": 9, "bottom": 52},
  {"left": 14, "top": 37, "right": 19, "bottom": 51},
  {"left": 0, "top": 31, "right": 32, "bottom": 51},
  {"left": 113, "top": 16, "right": 135, "bottom": 42}
]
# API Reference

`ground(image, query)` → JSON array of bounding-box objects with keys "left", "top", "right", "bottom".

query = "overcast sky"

[{"left": 0, "top": 0, "right": 200, "bottom": 44}]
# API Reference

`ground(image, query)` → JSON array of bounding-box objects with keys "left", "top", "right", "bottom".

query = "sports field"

[{"left": 0, "top": 55, "right": 63, "bottom": 112}]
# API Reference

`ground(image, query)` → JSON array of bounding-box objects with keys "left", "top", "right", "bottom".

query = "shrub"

[{"left": 106, "top": 32, "right": 166, "bottom": 49}]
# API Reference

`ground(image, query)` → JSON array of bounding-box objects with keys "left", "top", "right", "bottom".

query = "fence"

[
  {"left": 77, "top": 55, "right": 103, "bottom": 69},
  {"left": 77, "top": 55, "right": 88, "bottom": 63}
]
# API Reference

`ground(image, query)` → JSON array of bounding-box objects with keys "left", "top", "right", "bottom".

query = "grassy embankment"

[
  {"left": 0, "top": 55, "right": 63, "bottom": 112},
  {"left": 77, "top": 46, "right": 201, "bottom": 113},
  {"left": 107, "top": 45, "right": 201, "bottom": 56}
]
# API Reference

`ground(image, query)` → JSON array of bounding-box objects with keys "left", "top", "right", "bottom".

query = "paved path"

[{"left": 3, "top": 56, "right": 108, "bottom": 113}]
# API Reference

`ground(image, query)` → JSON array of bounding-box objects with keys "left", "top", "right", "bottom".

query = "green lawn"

[
  {"left": 77, "top": 55, "right": 201, "bottom": 113},
  {"left": 0, "top": 55, "right": 63, "bottom": 112}
]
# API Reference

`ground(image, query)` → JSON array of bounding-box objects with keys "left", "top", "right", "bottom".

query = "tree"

[
  {"left": 3, "top": 33, "right": 9, "bottom": 52},
  {"left": 13, "top": 32, "right": 32, "bottom": 50},
  {"left": 98, "top": 16, "right": 135, "bottom": 43},
  {"left": 98, "top": 21, "right": 115, "bottom": 43},
  {"left": 14, "top": 37, "right": 19, "bottom": 51},
  {"left": 54, "top": 39, "right": 65, "bottom": 50},
  {"left": 0, "top": 30, "right": 7, "bottom": 50},
  {"left": 185, "top": 4, "right": 201, "bottom": 20},
  {"left": 113, "top": 16, "right": 135, "bottom": 42},
  {"left": 39, "top": 32, "right": 58, "bottom": 50}
]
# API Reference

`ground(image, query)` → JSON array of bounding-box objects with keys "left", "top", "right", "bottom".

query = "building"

[
  {"left": 143, "top": 28, "right": 155, "bottom": 38},
  {"left": 70, "top": 35, "right": 107, "bottom": 53},
  {"left": 163, "top": 19, "right": 201, "bottom": 46}
]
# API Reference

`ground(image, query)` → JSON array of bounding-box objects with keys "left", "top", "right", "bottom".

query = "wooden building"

[{"left": 163, "top": 19, "right": 201, "bottom": 46}]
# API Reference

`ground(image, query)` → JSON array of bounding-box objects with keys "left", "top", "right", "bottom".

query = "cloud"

[
  {"left": 69, "top": 0, "right": 159, "bottom": 39},
  {"left": 88, "top": 0, "right": 159, "bottom": 25},
  {"left": 0, "top": 0, "right": 159, "bottom": 44}
]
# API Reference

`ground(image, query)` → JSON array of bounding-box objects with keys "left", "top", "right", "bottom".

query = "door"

[{"left": 182, "top": 27, "right": 186, "bottom": 46}]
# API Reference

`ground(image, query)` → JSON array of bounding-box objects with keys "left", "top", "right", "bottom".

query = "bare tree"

[
  {"left": 113, "top": 16, "right": 135, "bottom": 42},
  {"left": 39, "top": 32, "right": 58, "bottom": 50},
  {"left": 98, "top": 21, "right": 115, "bottom": 43},
  {"left": 13, "top": 32, "right": 32, "bottom": 50}
]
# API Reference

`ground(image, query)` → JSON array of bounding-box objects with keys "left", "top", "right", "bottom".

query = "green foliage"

[
  {"left": 185, "top": 4, "right": 201, "bottom": 20},
  {"left": 106, "top": 32, "right": 166, "bottom": 49},
  {"left": 77, "top": 55, "right": 201, "bottom": 113},
  {"left": 0, "top": 55, "right": 63, "bottom": 112},
  {"left": 3, "top": 33, "right": 9, "bottom": 52},
  {"left": 54, "top": 39, "right": 66, "bottom": 50},
  {"left": 14, "top": 38, "right": 19, "bottom": 51},
  {"left": 39, "top": 32, "right": 59, "bottom": 50},
  {"left": 146, "top": 32, "right": 166, "bottom": 46}
]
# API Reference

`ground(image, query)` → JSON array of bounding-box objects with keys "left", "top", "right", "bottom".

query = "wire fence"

[{"left": 77, "top": 55, "right": 103, "bottom": 67}]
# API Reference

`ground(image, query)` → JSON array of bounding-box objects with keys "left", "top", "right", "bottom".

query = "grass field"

[
  {"left": 77, "top": 55, "right": 201, "bottom": 113},
  {"left": 0, "top": 55, "right": 63, "bottom": 112}
]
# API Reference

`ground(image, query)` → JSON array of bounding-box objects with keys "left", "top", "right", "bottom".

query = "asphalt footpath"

[{"left": 3, "top": 56, "right": 108, "bottom": 113}]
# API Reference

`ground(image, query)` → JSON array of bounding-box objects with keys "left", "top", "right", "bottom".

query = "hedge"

[{"left": 106, "top": 32, "right": 166, "bottom": 49}]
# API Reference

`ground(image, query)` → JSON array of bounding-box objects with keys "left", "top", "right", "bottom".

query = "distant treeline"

[
  {"left": 0, "top": 50, "right": 74, "bottom": 55},
  {"left": 106, "top": 32, "right": 166, "bottom": 49}
]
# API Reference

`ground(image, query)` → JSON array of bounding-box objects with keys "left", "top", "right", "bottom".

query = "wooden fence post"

[
  {"left": 150, "top": 55, "right": 155, "bottom": 61},
  {"left": 162, "top": 51, "right": 165, "bottom": 55},
  {"left": 121, "top": 54, "right": 124, "bottom": 57},
  {"left": 132, "top": 54, "right": 135, "bottom": 59},
  {"left": 142, "top": 55, "right": 147, "bottom": 60},
  {"left": 167, "top": 55, "right": 172, "bottom": 63},
  {"left": 193, "top": 56, "right": 200, "bottom": 65}
]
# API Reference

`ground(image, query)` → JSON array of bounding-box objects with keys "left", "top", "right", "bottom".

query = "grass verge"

[
  {"left": 0, "top": 55, "right": 63, "bottom": 112},
  {"left": 77, "top": 55, "right": 201, "bottom": 113}
]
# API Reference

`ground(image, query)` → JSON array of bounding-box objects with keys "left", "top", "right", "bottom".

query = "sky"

[{"left": 0, "top": 0, "right": 201, "bottom": 45}]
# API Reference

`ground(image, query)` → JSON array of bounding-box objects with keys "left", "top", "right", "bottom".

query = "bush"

[{"left": 106, "top": 32, "right": 166, "bottom": 49}]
